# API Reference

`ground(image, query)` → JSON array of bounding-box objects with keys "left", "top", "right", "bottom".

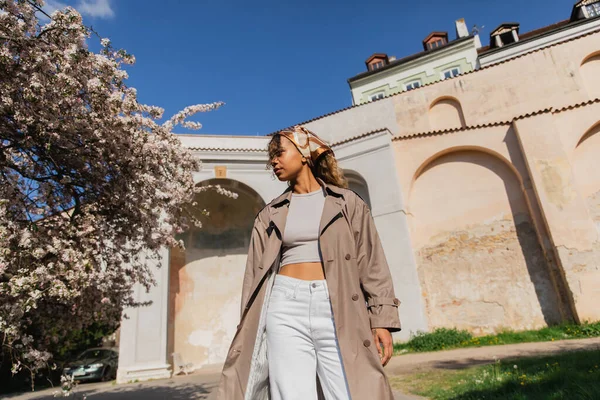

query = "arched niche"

[
  {"left": 409, "top": 149, "right": 562, "bottom": 334},
  {"left": 344, "top": 169, "right": 372, "bottom": 209},
  {"left": 168, "top": 178, "right": 265, "bottom": 370},
  {"left": 429, "top": 96, "right": 466, "bottom": 131},
  {"left": 581, "top": 52, "right": 600, "bottom": 99},
  {"left": 573, "top": 122, "right": 600, "bottom": 234}
]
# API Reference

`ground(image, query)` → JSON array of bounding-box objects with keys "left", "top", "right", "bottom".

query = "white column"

[
  {"left": 495, "top": 35, "right": 502, "bottom": 47},
  {"left": 116, "top": 247, "right": 172, "bottom": 383},
  {"left": 511, "top": 30, "right": 520, "bottom": 43}
]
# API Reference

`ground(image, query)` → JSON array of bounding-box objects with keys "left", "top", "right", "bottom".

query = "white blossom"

[{"left": 0, "top": 0, "right": 236, "bottom": 384}]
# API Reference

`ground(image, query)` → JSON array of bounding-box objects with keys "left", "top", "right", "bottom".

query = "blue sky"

[{"left": 45, "top": 0, "right": 573, "bottom": 136}]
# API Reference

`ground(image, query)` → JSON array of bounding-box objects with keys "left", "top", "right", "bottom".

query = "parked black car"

[{"left": 62, "top": 348, "right": 118, "bottom": 382}]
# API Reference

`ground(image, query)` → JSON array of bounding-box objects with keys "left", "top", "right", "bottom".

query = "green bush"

[
  {"left": 406, "top": 328, "right": 473, "bottom": 352},
  {"left": 393, "top": 320, "right": 600, "bottom": 355}
]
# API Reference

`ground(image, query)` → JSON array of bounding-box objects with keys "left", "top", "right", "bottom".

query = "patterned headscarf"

[{"left": 276, "top": 126, "right": 334, "bottom": 166}]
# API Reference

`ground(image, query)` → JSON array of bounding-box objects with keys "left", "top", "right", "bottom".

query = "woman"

[{"left": 217, "top": 126, "right": 401, "bottom": 400}]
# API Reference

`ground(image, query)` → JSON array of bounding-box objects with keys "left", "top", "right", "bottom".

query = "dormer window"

[
  {"left": 490, "top": 23, "right": 520, "bottom": 48},
  {"left": 428, "top": 39, "right": 445, "bottom": 50},
  {"left": 572, "top": 0, "right": 600, "bottom": 20},
  {"left": 586, "top": 2, "right": 600, "bottom": 17},
  {"left": 364, "top": 53, "right": 390, "bottom": 72},
  {"left": 422, "top": 32, "right": 449, "bottom": 51},
  {"left": 370, "top": 61, "right": 385, "bottom": 71}
]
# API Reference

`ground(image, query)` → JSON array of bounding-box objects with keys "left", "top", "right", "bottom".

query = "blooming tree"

[{"left": 0, "top": 0, "right": 233, "bottom": 384}]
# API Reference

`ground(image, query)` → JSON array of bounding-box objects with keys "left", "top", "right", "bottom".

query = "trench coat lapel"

[
  {"left": 243, "top": 189, "right": 291, "bottom": 313},
  {"left": 319, "top": 191, "right": 344, "bottom": 237}
]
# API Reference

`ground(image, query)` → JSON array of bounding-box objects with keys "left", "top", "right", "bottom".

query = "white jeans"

[{"left": 266, "top": 274, "right": 351, "bottom": 400}]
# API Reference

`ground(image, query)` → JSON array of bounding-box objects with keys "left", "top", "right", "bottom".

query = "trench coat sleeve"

[
  {"left": 240, "top": 214, "right": 267, "bottom": 318},
  {"left": 354, "top": 200, "right": 402, "bottom": 332}
]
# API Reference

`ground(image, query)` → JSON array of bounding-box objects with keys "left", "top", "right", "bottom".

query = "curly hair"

[{"left": 267, "top": 134, "right": 348, "bottom": 189}]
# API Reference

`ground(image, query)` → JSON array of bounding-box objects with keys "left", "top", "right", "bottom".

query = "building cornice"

[
  {"left": 182, "top": 129, "right": 392, "bottom": 153},
  {"left": 392, "top": 98, "right": 600, "bottom": 141}
]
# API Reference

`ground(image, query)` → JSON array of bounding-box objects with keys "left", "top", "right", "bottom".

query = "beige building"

[{"left": 117, "top": 1, "right": 600, "bottom": 383}]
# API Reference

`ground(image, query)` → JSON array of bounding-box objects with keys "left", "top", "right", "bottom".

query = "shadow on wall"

[
  {"left": 344, "top": 169, "right": 372, "bottom": 209},
  {"left": 574, "top": 122, "right": 600, "bottom": 230},
  {"left": 176, "top": 179, "right": 266, "bottom": 258},
  {"left": 429, "top": 96, "right": 466, "bottom": 131},
  {"left": 464, "top": 152, "right": 563, "bottom": 327},
  {"left": 167, "top": 178, "right": 266, "bottom": 373},
  {"left": 504, "top": 127, "right": 575, "bottom": 323},
  {"left": 580, "top": 52, "right": 600, "bottom": 99},
  {"left": 411, "top": 148, "right": 565, "bottom": 332}
]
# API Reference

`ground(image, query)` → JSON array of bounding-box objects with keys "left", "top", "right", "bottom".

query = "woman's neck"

[{"left": 290, "top": 171, "right": 321, "bottom": 194}]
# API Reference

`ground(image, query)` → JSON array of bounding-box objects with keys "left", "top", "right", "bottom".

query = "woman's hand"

[{"left": 372, "top": 328, "right": 393, "bottom": 366}]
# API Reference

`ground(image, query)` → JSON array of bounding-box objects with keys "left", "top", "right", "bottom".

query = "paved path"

[
  {"left": 2, "top": 372, "right": 420, "bottom": 400},
  {"left": 4, "top": 337, "right": 598, "bottom": 400},
  {"left": 2, "top": 371, "right": 221, "bottom": 400}
]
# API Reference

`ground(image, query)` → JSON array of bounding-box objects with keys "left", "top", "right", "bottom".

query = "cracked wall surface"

[
  {"left": 411, "top": 151, "right": 563, "bottom": 334},
  {"left": 567, "top": 124, "right": 600, "bottom": 321},
  {"left": 168, "top": 182, "right": 263, "bottom": 369},
  {"left": 417, "top": 218, "right": 563, "bottom": 334}
]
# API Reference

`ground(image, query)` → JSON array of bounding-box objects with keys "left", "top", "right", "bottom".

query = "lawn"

[
  {"left": 393, "top": 321, "right": 600, "bottom": 355},
  {"left": 390, "top": 349, "right": 600, "bottom": 400}
]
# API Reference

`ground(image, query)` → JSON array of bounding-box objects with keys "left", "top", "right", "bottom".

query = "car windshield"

[{"left": 77, "top": 349, "right": 111, "bottom": 360}]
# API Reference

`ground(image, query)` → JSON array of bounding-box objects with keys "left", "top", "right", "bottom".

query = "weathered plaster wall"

[
  {"left": 573, "top": 123, "right": 600, "bottom": 235},
  {"left": 409, "top": 150, "right": 562, "bottom": 333},
  {"left": 169, "top": 179, "right": 264, "bottom": 369},
  {"left": 580, "top": 52, "right": 600, "bottom": 99},
  {"left": 429, "top": 97, "right": 466, "bottom": 131},
  {"left": 515, "top": 109, "right": 600, "bottom": 323},
  {"left": 392, "top": 33, "right": 600, "bottom": 136}
]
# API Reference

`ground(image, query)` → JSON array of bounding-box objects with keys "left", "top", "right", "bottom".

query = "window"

[
  {"left": 369, "top": 92, "right": 385, "bottom": 101},
  {"left": 499, "top": 31, "right": 517, "bottom": 45},
  {"left": 77, "top": 349, "right": 111, "bottom": 360},
  {"left": 586, "top": 2, "right": 600, "bottom": 17},
  {"left": 427, "top": 39, "right": 444, "bottom": 50},
  {"left": 443, "top": 67, "right": 461, "bottom": 80},
  {"left": 405, "top": 80, "right": 422, "bottom": 91},
  {"left": 370, "top": 61, "right": 384, "bottom": 71}
]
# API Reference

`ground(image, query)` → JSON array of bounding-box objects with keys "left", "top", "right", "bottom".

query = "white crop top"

[{"left": 280, "top": 188, "right": 326, "bottom": 267}]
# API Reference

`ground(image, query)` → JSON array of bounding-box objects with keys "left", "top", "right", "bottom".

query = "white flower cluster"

[
  {"left": 0, "top": 0, "right": 234, "bottom": 385},
  {"left": 163, "top": 102, "right": 225, "bottom": 130}
]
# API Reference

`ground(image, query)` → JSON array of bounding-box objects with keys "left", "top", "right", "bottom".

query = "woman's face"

[{"left": 270, "top": 136, "right": 305, "bottom": 182}]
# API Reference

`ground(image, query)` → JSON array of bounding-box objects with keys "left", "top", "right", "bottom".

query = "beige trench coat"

[{"left": 217, "top": 178, "right": 401, "bottom": 400}]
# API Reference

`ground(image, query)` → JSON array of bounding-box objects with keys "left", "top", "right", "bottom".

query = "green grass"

[
  {"left": 393, "top": 321, "right": 600, "bottom": 355},
  {"left": 390, "top": 349, "right": 600, "bottom": 400}
]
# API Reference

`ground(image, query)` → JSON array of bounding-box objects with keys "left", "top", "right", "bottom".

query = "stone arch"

[
  {"left": 168, "top": 178, "right": 266, "bottom": 369},
  {"left": 344, "top": 169, "right": 372, "bottom": 208},
  {"left": 580, "top": 52, "right": 600, "bottom": 99},
  {"left": 409, "top": 149, "right": 562, "bottom": 334},
  {"left": 411, "top": 146, "right": 522, "bottom": 190},
  {"left": 573, "top": 122, "right": 600, "bottom": 235},
  {"left": 428, "top": 96, "right": 466, "bottom": 131}
]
